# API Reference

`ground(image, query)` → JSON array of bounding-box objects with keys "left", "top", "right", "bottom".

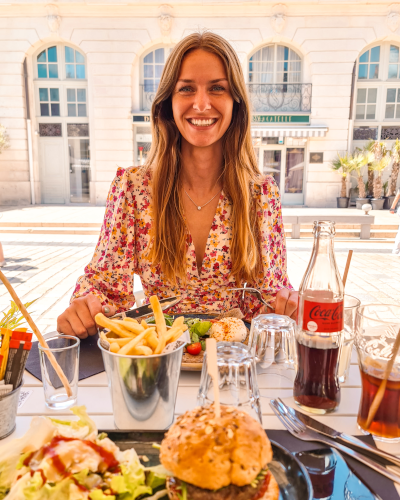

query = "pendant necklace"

[{"left": 184, "top": 188, "right": 221, "bottom": 211}]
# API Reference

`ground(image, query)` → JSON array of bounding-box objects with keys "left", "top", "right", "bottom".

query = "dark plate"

[{"left": 101, "top": 430, "right": 313, "bottom": 500}]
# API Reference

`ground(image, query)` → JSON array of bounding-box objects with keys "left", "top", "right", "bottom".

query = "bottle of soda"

[{"left": 293, "top": 220, "right": 344, "bottom": 414}]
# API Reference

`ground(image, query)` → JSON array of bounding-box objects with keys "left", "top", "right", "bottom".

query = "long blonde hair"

[{"left": 145, "top": 32, "right": 262, "bottom": 283}]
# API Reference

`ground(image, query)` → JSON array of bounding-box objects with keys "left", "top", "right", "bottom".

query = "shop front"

[{"left": 133, "top": 113, "right": 328, "bottom": 206}]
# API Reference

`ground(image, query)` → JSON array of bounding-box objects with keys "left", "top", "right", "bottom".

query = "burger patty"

[{"left": 167, "top": 471, "right": 271, "bottom": 500}]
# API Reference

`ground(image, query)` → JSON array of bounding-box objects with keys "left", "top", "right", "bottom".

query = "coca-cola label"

[{"left": 302, "top": 300, "right": 344, "bottom": 333}]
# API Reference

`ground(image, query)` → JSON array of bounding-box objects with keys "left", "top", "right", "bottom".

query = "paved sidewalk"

[{"left": 0, "top": 230, "right": 397, "bottom": 335}]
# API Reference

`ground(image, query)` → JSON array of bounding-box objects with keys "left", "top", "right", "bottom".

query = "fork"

[
  {"left": 228, "top": 287, "right": 275, "bottom": 311},
  {"left": 270, "top": 398, "right": 400, "bottom": 485}
]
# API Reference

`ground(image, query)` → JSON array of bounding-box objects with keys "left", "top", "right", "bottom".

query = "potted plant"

[
  {"left": 0, "top": 124, "right": 10, "bottom": 155},
  {"left": 386, "top": 138, "right": 400, "bottom": 209},
  {"left": 370, "top": 153, "right": 391, "bottom": 210},
  {"left": 330, "top": 152, "right": 353, "bottom": 208},
  {"left": 351, "top": 150, "right": 372, "bottom": 209}
]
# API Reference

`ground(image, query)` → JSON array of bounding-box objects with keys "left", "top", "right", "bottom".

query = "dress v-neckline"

[{"left": 185, "top": 192, "right": 224, "bottom": 278}]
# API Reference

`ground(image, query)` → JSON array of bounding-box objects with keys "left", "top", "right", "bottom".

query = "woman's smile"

[{"left": 186, "top": 117, "right": 218, "bottom": 129}]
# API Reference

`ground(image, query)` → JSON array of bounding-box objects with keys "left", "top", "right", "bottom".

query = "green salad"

[
  {"left": 0, "top": 406, "right": 169, "bottom": 500},
  {"left": 184, "top": 318, "right": 212, "bottom": 350}
]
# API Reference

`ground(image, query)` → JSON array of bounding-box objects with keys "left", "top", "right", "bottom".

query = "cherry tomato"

[{"left": 186, "top": 342, "right": 202, "bottom": 356}]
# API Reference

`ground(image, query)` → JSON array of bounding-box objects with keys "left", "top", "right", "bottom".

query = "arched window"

[
  {"left": 353, "top": 43, "right": 400, "bottom": 143},
  {"left": 141, "top": 47, "right": 172, "bottom": 110},
  {"left": 247, "top": 44, "right": 308, "bottom": 113},
  {"left": 37, "top": 46, "right": 58, "bottom": 79},
  {"left": 33, "top": 44, "right": 90, "bottom": 204},
  {"left": 249, "top": 45, "right": 301, "bottom": 84},
  {"left": 65, "top": 47, "right": 86, "bottom": 79},
  {"left": 358, "top": 46, "right": 380, "bottom": 80}
]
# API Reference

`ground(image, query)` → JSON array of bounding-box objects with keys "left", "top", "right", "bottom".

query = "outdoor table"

[{"left": 3, "top": 348, "right": 400, "bottom": 495}]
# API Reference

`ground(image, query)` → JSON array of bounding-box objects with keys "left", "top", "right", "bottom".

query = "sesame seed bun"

[{"left": 160, "top": 405, "right": 273, "bottom": 491}]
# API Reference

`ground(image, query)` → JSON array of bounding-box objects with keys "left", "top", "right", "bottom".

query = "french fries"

[{"left": 95, "top": 296, "right": 187, "bottom": 357}]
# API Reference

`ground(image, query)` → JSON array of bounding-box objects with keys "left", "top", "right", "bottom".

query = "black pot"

[
  {"left": 384, "top": 195, "right": 396, "bottom": 210},
  {"left": 371, "top": 198, "right": 385, "bottom": 210},
  {"left": 337, "top": 197, "right": 349, "bottom": 208},
  {"left": 355, "top": 197, "right": 370, "bottom": 210}
]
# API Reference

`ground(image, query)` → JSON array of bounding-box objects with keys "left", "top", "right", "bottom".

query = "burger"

[{"left": 160, "top": 404, "right": 279, "bottom": 500}]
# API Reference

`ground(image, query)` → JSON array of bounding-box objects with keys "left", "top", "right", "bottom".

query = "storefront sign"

[
  {"left": 252, "top": 115, "right": 309, "bottom": 123},
  {"left": 132, "top": 115, "right": 151, "bottom": 123}
]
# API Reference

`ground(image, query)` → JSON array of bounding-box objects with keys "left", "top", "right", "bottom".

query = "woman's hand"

[
  {"left": 57, "top": 294, "right": 116, "bottom": 339},
  {"left": 260, "top": 289, "right": 298, "bottom": 320}
]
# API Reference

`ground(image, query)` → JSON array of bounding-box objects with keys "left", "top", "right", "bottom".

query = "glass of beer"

[{"left": 355, "top": 304, "right": 400, "bottom": 442}]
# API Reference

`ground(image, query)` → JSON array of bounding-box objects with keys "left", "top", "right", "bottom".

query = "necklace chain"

[{"left": 184, "top": 188, "right": 221, "bottom": 211}]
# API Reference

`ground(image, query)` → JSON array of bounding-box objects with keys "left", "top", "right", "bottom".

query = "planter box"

[
  {"left": 356, "top": 197, "right": 370, "bottom": 209},
  {"left": 371, "top": 198, "right": 385, "bottom": 210},
  {"left": 337, "top": 197, "right": 350, "bottom": 208},
  {"left": 384, "top": 195, "right": 396, "bottom": 210}
]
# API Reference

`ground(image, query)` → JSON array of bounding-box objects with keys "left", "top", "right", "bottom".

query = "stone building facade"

[{"left": 1, "top": 0, "right": 400, "bottom": 207}]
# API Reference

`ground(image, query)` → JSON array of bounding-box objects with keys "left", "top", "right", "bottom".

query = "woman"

[{"left": 57, "top": 32, "right": 298, "bottom": 338}]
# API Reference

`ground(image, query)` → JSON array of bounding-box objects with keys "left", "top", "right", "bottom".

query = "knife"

[
  {"left": 110, "top": 296, "right": 182, "bottom": 320},
  {"left": 282, "top": 399, "right": 400, "bottom": 468}
]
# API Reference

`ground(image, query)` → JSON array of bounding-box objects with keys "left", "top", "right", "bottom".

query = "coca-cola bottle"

[{"left": 294, "top": 220, "right": 344, "bottom": 414}]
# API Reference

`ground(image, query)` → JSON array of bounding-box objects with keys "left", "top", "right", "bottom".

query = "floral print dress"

[{"left": 71, "top": 167, "right": 292, "bottom": 321}]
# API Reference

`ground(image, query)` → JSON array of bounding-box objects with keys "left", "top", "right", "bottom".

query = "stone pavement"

[{"left": 0, "top": 228, "right": 397, "bottom": 335}]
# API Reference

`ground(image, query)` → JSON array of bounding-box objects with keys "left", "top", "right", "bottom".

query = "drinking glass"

[
  {"left": 39, "top": 333, "right": 80, "bottom": 410},
  {"left": 338, "top": 294, "right": 361, "bottom": 384},
  {"left": 197, "top": 342, "right": 262, "bottom": 424},
  {"left": 248, "top": 314, "right": 297, "bottom": 370},
  {"left": 355, "top": 304, "right": 400, "bottom": 442}
]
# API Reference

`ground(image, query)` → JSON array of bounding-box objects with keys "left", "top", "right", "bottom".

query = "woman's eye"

[
  {"left": 178, "top": 86, "right": 195, "bottom": 93},
  {"left": 211, "top": 85, "right": 225, "bottom": 92}
]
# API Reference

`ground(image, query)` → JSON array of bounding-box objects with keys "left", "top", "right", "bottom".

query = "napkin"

[
  {"left": 25, "top": 332, "right": 105, "bottom": 382},
  {"left": 267, "top": 430, "right": 399, "bottom": 500}
]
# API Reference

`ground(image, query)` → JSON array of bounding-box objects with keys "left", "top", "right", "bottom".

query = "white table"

[{"left": 5, "top": 348, "right": 400, "bottom": 496}]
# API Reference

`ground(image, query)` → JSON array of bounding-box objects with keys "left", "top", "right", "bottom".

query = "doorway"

[
  {"left": 39, "top": 137, "right": 66, "bottom": 204},
  {"left": 255, "top": 138, "right": 305, "bottom": 205}
]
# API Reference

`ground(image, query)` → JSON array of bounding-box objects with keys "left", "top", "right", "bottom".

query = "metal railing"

[
  {"left": 247, "top": 83, "right": 312, "bottom": 113},
  {"left": 140, "top": 83, "right": 312, "bottom": 113}
]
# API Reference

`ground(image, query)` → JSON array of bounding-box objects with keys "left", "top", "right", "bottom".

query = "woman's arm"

[
  {"left": 71, "top": 167, "right": 137, "bottom": 312},
  {"left": 243, "top": 176, "right": 297, "bottom": 320}
]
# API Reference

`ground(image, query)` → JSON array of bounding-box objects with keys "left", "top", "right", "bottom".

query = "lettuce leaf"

[
  {"left": 109, "top": 450, "right": 152, "bottom": 500},
  {"left": 4, "top": 472, "right": 77, "bottom": 500},
  {"left": 191, "top": 321, "right": 212, "bottom": 337},
  {"left": 89, "top": 490, "right": 115, "bottom": 500},
  {"left": 49, "top": 406, "right": 97, "bottom": 440},
  {"left": 0, "top": 417, "right": 55, "bottom": 499}
]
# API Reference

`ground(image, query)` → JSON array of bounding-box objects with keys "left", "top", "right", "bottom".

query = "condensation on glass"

[{"left": 68, "top": 124, "right": 90, "bottom": 202}]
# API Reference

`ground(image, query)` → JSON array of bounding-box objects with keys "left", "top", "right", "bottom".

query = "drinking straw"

[
  {"left": 342, "top": 249, "right": 353, "bottom": 288},
  {"left": 0, "top": 270, "right": 72, "bottom": 397},
  {"left": 206, "top": 337, "right": 221, "bottom": 418},
  {"left": 366, "top": 327, "right": 400, "bottom": 429}
]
